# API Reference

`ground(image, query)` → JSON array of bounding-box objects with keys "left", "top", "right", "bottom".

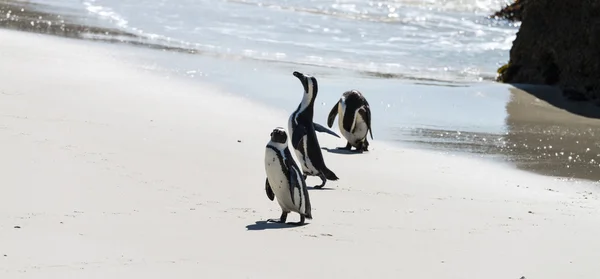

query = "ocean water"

[
  {"left": 72, "top": 0, "right": 518, "bottom": 83},
  {"left": 4, "top": 0, "right": 600, "bottom": 182}
]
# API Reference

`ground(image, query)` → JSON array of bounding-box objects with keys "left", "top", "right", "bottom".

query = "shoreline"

[{"left": 1, "top": 29, "right": 600, "bottom": 279}]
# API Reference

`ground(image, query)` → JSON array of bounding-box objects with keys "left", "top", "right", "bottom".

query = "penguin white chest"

[
  {"left": 264, "top": 148, "right": 298, "bottom": 212},
  {"left": 352, "top": 113, "right": 368, "bottom": 138},
  {"left": 338, "top": 104, "right": 368, "bottom": 145},
  {"left": 287, "top": 115, "right": 295, "bottom": 144}
]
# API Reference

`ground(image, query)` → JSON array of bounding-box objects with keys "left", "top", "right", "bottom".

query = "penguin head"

[
  {"left": 293, "top": 71, "right": 318, "bottom": 101},
  {"left": 270, "top": 127, "right": 288, "bottom": 144}
]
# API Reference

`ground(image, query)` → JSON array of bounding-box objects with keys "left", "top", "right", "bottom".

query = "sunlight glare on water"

[{"left": 69, "top": 0, "right": 519, "bottom": 83}]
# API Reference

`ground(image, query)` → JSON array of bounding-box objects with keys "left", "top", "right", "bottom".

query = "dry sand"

[{"left": 1, "top": 29, "right": 600, "bottom": 279}]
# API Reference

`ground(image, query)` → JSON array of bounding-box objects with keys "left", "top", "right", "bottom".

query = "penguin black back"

[
  {"left": 289, "top": 71, "right": 339, "bottom": 189},
  {"left": 327, "top": 89, "right": 373, "bottom": 152},
  {"left": 342, "top": 90, "right": 372, "bottom": 139}
]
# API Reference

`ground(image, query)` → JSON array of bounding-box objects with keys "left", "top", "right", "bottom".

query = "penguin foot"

[
  {"left": 360, "top": 140, "right": 370, "bottom": 152},
  {"left": 289, "top": 215, "right": 306, "bottom": 226},
  {"left": 313, "top": 173, "right": 327, "bottom": 189},
  {"left": 352, "top": 148, "right": 365, "bottom": 154},
  {"left": 267, "top": 212, "right": 288, "bottom": 223}
]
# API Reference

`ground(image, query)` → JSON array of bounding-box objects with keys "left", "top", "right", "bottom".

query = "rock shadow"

[
  {"left": 510, "top": 83, "right": 600, "bottom": 120},
  {"left": 502, "top": 83, "right": 600, "bottom": 181}
]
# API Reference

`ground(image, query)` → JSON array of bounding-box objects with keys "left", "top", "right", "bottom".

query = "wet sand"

[
  {"left": 504, "top": 85, "right": 600, "bottom": 181},
  {"left": 0, "top": 0, "right": 199, "bottom": 53},
  {"left": 397, "top": 84, "right": 600, "bottom": 182},
  {"left": 0, "top": 0, "right": 137, "bottom": 40}
]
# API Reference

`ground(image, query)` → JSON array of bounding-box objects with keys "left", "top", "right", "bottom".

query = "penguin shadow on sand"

[
  {"left": 321, "top": 147, "right": 364, "bottom": 155},
  {"left": 246, "top": 220, "right": 308, "bottom": 231},
  {"left": 307, "top": 184, "right": 335, "bottom": 190}
]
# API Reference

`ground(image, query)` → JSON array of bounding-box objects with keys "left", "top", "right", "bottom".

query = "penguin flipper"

[
  {"left": 327, "top": 100, "right": 340, "bottom": 128},
  {"left": 265, "top": 178, "right": 275, "bottom": 201},
  {"left": 313, "top": 122, "right": 340, "bottom": 138},
  {"left": 288, "top": 167, "right": 301, "bottom": 204},
  {"left": 289, "top": 166, "right": 312, "bottom": 220},
  {"left": 358, "top": 107, "right": 373, "bottom": 140},
  {"left": 291, "top": 124, "right": 306, "bottom": 149}
]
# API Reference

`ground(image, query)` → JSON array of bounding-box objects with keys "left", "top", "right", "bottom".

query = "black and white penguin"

[
  {"left": 327, "top": 90, "right": 373, "bottom": 152},
  {"left": 264, "top": 127, "right": 312, "bottom": 225},
  {"left": 288, "top": 71, "right": 339, "bottom": 189}
]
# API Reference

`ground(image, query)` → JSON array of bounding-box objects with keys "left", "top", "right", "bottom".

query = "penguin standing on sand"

[
  {"left": 288, "top": 71, "right": 339, "bottom": 189},
  {"left": 327, "top": 89, "right": 373, "bottom": 152},
  {"left": 264, "top": 127, "right": 312, "bottom": 225}
]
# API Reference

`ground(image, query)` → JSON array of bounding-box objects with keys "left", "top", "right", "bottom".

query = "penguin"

[
  {"left": 327, "top": 89, "right": 373, "bottom": 152},
  {"left": 264, "top": 127, "right": 312, "bottom": 225},
  {"left": 288, "top": 71, "right": 339, "bottom": 189}
]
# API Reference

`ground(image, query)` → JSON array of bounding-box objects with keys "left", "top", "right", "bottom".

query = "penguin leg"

[
  {"left": 352, "top": 140, "right": 367, "bottom": 153},
  {"left": 289, "top": 215, "right": 306, "bottom": 226},
  {"left": 313, "top": 173, "right": 327, "bottom": 189},
  {"left": 267, "top": 211, "right": 288, "bottom": 223},
  {"left": 361, "top": 139, "right": 370, "bottom": 152}
]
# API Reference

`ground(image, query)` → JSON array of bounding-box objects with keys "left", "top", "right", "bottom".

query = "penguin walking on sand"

[
  {"left": 288, "top": 71, "right": 339, "bottom": 189},
  {"left": 264, "top": 127, "right": 312, "bottom": 225},
  {"left": 327, "top": 89, "right": 373, "bottom": 152}
]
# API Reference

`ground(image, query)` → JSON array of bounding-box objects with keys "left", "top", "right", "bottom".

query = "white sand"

[{"left": 1, "top": 29, "right": 600, "bottom": 279}]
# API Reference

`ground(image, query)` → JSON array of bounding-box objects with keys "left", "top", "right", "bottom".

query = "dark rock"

[
  {"left": 491, "top": 0, "right": 526, "bottom": 21},
  {"left": 498, "top": 0, "right": 600, "bottom": 105}
]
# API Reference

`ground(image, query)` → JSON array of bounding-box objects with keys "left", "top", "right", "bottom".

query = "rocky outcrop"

[
  {"left": 491, "top": 0, "right": 526, "bottom": 21},
  {"left": 497, "top": 0, "right": 600, "bottom": 104}
]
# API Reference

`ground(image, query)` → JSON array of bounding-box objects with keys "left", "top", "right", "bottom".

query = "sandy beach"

[{"left": 1, "top": 29, "right": 600, "bottom": 279}]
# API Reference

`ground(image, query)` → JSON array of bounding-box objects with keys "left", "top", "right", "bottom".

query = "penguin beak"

[
  {"left": 293, "top": 71, "right": 304, "bottom": 80},
  {"left": 293, "top": 71, "right": 310, "bottom": 93}
]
